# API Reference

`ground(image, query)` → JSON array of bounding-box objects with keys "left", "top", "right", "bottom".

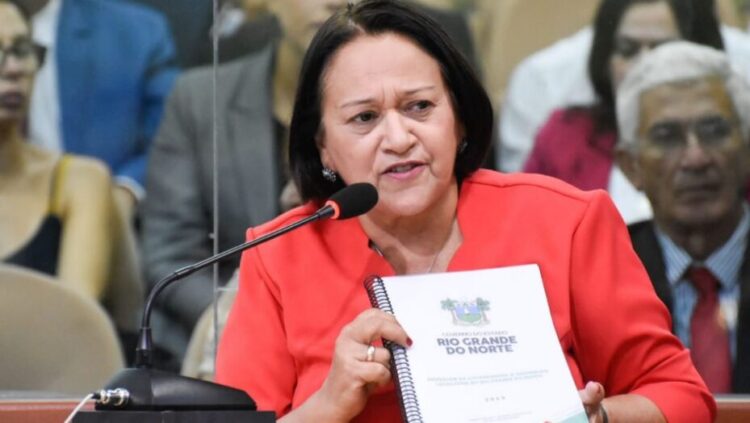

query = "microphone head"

[{"left": 325, "top": 183, "right": 378, "bottom": 220}]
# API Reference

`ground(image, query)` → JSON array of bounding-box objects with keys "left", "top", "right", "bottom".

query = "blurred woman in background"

[
  {"left": 523, "top": 0, "right": 724, "bottom": 224},
  {"left": 0, "top": 0, "right": 114, "bottom": 300}
]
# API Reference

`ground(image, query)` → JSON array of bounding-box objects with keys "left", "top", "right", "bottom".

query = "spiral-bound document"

[{"left": 364, "top": 265, "right": 588, "bottom": 423}]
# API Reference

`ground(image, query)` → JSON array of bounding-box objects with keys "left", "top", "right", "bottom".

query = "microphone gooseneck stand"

[{"left": 72, "top": 183, "right": 378, "bottom": 422}]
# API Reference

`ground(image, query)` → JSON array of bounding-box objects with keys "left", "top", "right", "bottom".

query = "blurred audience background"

[{"left": 2, "top": 0, "right": 750, "bottom": 393}]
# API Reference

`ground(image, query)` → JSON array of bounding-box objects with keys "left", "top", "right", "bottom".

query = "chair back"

[{"left": 0, "top": 265, "right": 124, "bottom": 395}]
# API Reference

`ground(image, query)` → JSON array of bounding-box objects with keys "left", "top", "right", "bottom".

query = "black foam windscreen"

[{"left": 328, "top": 183, "right": 379, "bottom": 220}]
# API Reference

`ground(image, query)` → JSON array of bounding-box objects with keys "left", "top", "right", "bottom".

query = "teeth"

[{"left": 389, "top": 164, "right": 416, "bottom": 173}]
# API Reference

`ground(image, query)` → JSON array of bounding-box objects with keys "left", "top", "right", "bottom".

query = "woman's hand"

[
  {"left": 580, "top": 381, "right": 607, "bottom": 423},
  {"left": 312, "top": 308, "right": 411, "bottom": 422}
]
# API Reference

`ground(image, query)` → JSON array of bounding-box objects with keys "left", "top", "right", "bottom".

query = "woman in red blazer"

[{"left": 216, "top": 1, "right": 714, "bottom": 422}]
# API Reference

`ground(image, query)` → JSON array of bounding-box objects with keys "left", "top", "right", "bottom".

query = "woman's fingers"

[
  {"left": 343, "top": 308, "right": 412, "bottom": 348},
  {"left": 316, "top": 309, "right": 410, "bottom": 421},
  {"left": 580, "top": 381, "right": 605, "bottom": 406},
  {"left": 361, "top": 361, "right": 393, "bottom": 388},
  {"left": 579, "top": 381, "right": 606, "bottom": 423},
  {"left": 361, "top": 344, "right": 392, "bottom": 365}
]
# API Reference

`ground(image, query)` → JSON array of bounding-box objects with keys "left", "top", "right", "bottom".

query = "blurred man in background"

[{"left": 617, "top": 42, "right": 750, "bottom": 393}]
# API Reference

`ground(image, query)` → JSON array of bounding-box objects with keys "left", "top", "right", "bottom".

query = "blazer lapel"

[
  {"left": 629, "top": 221, "right": 674, "bottom": 314},
  {"left": 56, "top": 0, "right": 94, "bottom": 151},
  {"left": 223, "top": 45, "right": 279, "bottom": 224}
]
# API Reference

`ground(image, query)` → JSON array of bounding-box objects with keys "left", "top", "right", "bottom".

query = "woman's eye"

[
  {"left": 352, "top": 111, "right": 377, "bottom": 123},
  {"left": 409, "top": 100, "right": 433, "bottom": 113}
]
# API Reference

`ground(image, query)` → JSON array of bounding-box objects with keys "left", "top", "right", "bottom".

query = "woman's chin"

[{"left": 370, "top": 196, "right": 440, "bottom": 222}]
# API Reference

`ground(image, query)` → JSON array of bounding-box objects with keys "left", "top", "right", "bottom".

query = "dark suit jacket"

[
  {"left": 141, "top": 43, "right": 281, "bottom": 334},
  {"left": 628, "top": 220, "right": 750, "bottom": 392}
]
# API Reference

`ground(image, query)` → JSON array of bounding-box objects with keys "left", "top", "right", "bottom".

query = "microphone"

[
  {"left": 318, "top": 182, "right": 379, "bottom": 220},
  {"left": 95, "top": 183, "right": 378, "bottom": 412}
]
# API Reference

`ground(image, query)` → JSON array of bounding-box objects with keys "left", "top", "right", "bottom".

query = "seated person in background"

[
  {"left": 23, "top": 0, "right": 179, "bottom": 218},
  {"left": 0, "top": 0, "right": 113, "bottom": 300},
  {"left": 521, "top": 0, "right": 727, "bottom": 224},
  {"left": 617, "top": 41, "right": 750, "bottom": 393},
  {"left": 216, "top": 1, "right": 714, "bottom": 421},
  {"left": 141, "top": 0, "right": 349, "bottom": 369},
  {"left": 501, "top": 0, "right": 750, "bottom": 174}
]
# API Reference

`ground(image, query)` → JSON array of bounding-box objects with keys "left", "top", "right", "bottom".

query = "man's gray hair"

[{"left": 616, "top": 41, "right": 750, "bottom": 150}]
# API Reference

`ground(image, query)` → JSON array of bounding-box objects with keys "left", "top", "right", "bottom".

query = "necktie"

[{"left": 688, "top": 266, "right": 732, "bottom": 393}]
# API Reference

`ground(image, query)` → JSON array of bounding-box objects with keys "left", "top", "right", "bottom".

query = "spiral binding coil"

[{"left": 364, "top": 276, "right": 424, "bottom": 423}]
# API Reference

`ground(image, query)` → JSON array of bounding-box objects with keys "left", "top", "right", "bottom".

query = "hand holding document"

[{"left": 366, "top": 265, "right": 588, "bottom": 423}]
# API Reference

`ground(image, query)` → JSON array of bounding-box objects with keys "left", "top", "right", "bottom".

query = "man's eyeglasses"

[
  {"left": 0, "top": 38, "right": 44, "bottom": 69},
  {"left": 645, "top": 116, "right": 738, "bottom": 151}
]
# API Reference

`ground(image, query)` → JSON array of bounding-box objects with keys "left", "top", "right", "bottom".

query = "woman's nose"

[{"left": 381, "top": 111, "right": 413, "bottom": 153}]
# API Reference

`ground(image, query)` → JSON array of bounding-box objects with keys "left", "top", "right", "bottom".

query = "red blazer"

[{"left": 216, "top": 169, "right": 715, "bottom": 422}]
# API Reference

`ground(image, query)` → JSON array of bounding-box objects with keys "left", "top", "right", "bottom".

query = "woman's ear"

[
  {"left": 615, "top": 147, "right": 644, "bottom": 191},
  {"left": 316, "top": 130, "right": 333, "bottom": 170}
]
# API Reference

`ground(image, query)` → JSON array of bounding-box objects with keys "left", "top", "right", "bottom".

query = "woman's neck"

[
  {"left": 360, "top": 182, "right": 462, "bottom": 274},
  {"left": 0, "top": 124, "right": 25, "bottom": 177},
  {"left": 273, "top": 39, "right": 303, "bottom": 126}
]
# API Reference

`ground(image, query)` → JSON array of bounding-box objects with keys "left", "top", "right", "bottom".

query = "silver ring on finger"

[{"left": 366, "top": 344, "right": 376, "bottom": 362}]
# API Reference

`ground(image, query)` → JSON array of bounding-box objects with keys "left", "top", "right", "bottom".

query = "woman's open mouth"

[{"left": 383, "top": 162, "right": 425, "bottom": 180}]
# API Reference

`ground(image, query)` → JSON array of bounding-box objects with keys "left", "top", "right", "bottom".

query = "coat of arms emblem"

[{"left": 441, "top": 297, "right": 490, "bottom": 326}]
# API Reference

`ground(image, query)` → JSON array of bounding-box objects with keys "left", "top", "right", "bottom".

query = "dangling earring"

[
  {"left": 322, "top": 167, "right": 337, "bottom": 182},
  {"left": 458, "top": 139, "right": 468, "bottom": 154}
]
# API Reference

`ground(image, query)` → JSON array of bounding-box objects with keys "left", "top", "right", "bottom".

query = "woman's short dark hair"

[
  {"left": 289, "top": 0, "right": 493, "bottom": 202},
  {"left": 587, "top": 0, "right": 715, "bottom": 132}
]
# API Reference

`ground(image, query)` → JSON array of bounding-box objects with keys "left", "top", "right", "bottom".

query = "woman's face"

[
  {"left": 0, "top": 2, "right": 37, "bottom": 124},
  {"left": 318, "top": 33, "right": 463, "bottom": 220},
  {"left": 609, "top": 1, "right": 680, "bottom": 90}
]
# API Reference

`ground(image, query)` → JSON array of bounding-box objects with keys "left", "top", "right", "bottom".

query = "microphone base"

[
  {"left": 97, "top": 368, "right": 257, "bottom": 411},
  {"left": 73, "top": 410, "right": 275, "bottom": 423}
]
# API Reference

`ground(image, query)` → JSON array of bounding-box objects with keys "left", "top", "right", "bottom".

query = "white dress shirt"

[{"left": 29, "top": 0, "right": 63, "bottom": 152}]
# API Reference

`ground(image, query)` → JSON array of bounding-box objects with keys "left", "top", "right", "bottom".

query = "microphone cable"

[
  {"left": 63, "top": 388, "right": 132, "bottom": 422},
  {"left": 62, "top": 392, "right": 95, "bottom": 423}
]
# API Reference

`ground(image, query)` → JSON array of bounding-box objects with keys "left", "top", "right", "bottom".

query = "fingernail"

[{"left": 406, "top": 337, "right": 413, "bottom": 347}]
